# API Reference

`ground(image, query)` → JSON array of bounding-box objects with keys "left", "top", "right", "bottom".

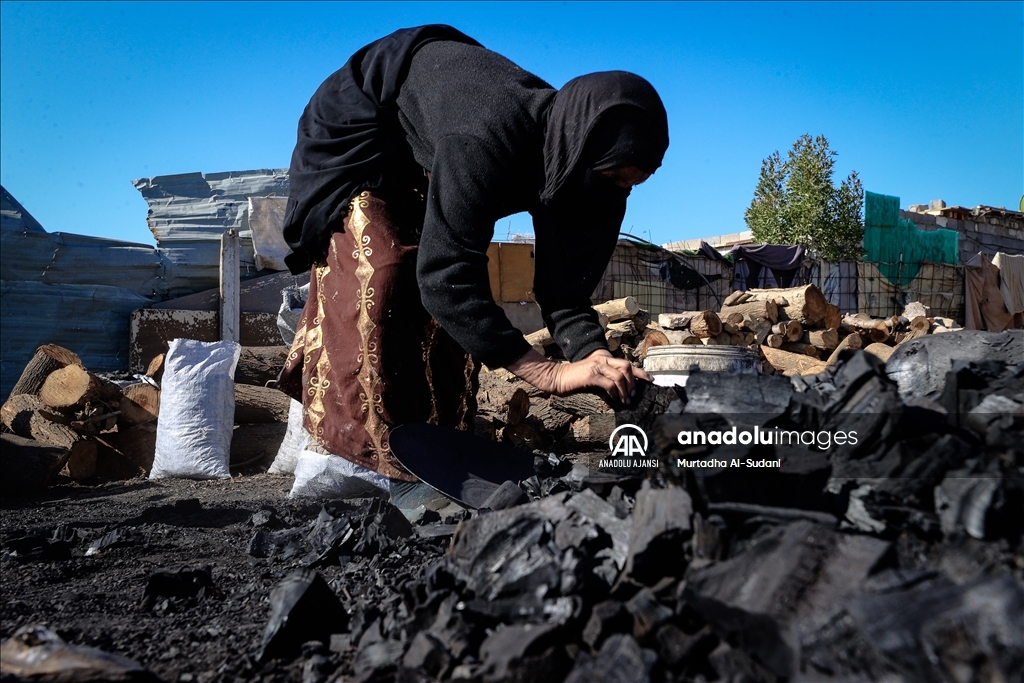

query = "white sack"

[
  {"left": 150, "top": 339, "right": 240, "bottom": 480},
  {"left": 289, "top": 450, "right": 389, "bottom": 499},
  {"left": 267, "top": 399, "right": 309, "bottom": 475}
]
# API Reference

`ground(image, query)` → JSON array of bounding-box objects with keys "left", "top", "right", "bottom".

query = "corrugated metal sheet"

[
  {"left": 132, "top": 169, "right": 289, "bottom": 242},
  {"left": 1, "top": 185, "right": 167, "bottom": 401},
  {"left": 131, "top": 169, "right": 290, "bottom": 293},
  {"left": 1, "top": 186, "right": 47, "bottom": 233},
  {"left": 1, "top": 229, "right": 167, "bottom": 297},
  {"left": 1, "top": 280, "right": 156, "bottom": 399}
]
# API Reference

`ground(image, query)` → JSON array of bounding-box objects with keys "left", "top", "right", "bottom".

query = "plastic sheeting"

[
  {"left": 248, "top": 196, "right": 290, "bottom": 271},
  {"left": 964, "top": 253, "right": 1013, "bottom": 332},
  {"left": 993, "top": 252, "right": 1024, "bottom": 315},
  {"left": 863, "top": 191, "right": 958, "bottom": 283}
]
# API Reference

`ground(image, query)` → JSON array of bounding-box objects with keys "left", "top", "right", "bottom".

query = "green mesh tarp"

[
  {"left": 864, "top": 190, "right": 900, "bottom": 229},
  {"left": 863, "top": 191, "right": 959, "bottom": 283}
]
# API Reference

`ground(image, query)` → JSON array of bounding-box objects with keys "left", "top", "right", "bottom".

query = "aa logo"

[{"left": 609, "top": 424, "right": 648, "bottom": 458}]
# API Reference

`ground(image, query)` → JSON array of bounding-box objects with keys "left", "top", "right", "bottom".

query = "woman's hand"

[{"left": 506, "top": 348, "right": 652, "bottom": 405}]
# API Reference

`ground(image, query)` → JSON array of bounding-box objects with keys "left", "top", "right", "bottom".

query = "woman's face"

[{"left": 598, "top": 166, "right": 653, "bottom": 189}]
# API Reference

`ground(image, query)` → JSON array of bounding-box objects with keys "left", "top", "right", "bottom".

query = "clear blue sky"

[{"left": 1, "top": 1, "right": 1020, "bottom": 247}]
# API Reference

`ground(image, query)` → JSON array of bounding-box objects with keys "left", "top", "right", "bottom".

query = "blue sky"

[{"left": 1, "top": 1, "right": 1021, "bottom": 247}]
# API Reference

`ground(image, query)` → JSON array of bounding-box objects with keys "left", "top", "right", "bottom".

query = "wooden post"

[{"left": 220, "top": 228, "right": 240, "bottom": 343}]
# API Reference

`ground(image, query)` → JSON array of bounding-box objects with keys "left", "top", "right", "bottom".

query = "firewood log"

[
  {"left": 118, "top": 383, "right": 160, "bottom": 426},
  {"left": 235, "top": 346, "right": 289, "bottom": 387},
  {"left": 825, "top": 331, "right": 863, "bottom": 366},
  {"left": 145, "top": 353, "right": 165, "bottom": 383},
  {"left": 765, "top": 334, "right": 785, "bottom": 349},
  {"left": 748, "top": 285, "right": 829, "bottom": 326},
  {"left": 781, "top": 342, "right": 821, "bottom": 359},
  {"left": 234, "top": 384, "right": 291, "bottom": 423},
  {"left": 1, "top": 433, "right": 71, "bottom": 493},
  {"left": 804, "top": 329, "right": 839, "bottom": 351},
  {"left": 902, "top": 302, "right": 930, "bottom": 319},
  {"left": 1, "top": 394, "right": 98, "bottom": 480},
  {"left": 636, "top": 328, "right": 670, "bottom": 360},
  {"left": 99, "top": 423, "right": 157, "bottom": 475},
  {"left": 38, "top": 365, "right": 121, "bottom": 409},
  {"left": 9, "top": 345, "right": 81, "bottom": 398},
  {"left": 663, "top": 329, "right": 700, "bottom": 345},
  {"left": 720, "top": 299, "right": 779, "bottom": 325},
  {"left": 761, "top": 346, "right": 828, "bottom": 377},
  {"left": 823, "top": 303, "right": 842, "bottom": 331},
  {"left": 909, "top": 316, "right": 931, "bottom": 334},
  {"left": 863, "top": 343, "right": 894, "bottom": 363},
  {"left": 593, "top": 297, "right": 640, "bottom": 322},
  {"left": 841, "top": 315, "right": 891, "bottom": 343},
  {"left": 657, "top": 311, "right": 722, "bottom": 338},
  {"left": 722, "top": 290, "right": 752, "bottom": 306},
  {"left": 550, "top": 392, "right": 614, "bottom": 418}
]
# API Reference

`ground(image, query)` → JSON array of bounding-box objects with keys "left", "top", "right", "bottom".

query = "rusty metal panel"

[
  {"left": 128, "top": 309, "right": 282, "bottom": 373},
  {"left": 498, "top": 243, "right": 536, "bottom": 302}
]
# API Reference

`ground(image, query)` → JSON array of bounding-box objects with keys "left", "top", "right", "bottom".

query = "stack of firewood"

[
  {"left": 0, "top": 345, "right": 162, "bottom": 489},
  {"left": 626, "top": 285, "right": 961, "bottom": 377},
  {"left": 1, "top": 343, "right": 295, "bottom": 491}
]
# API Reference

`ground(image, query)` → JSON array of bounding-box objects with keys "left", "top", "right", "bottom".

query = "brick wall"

[{"left": 901, "top": 208, "right": 1024, "bottom": 263}]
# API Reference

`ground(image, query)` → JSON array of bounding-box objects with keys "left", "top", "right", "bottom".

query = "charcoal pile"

[{"left": 230, "top": 331, "right": 1022, "bottom": 683}]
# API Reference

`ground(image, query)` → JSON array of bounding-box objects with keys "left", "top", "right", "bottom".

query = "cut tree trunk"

[
  {"left": 235, "top": 346, "right": 289, "bottom": 387},
  {"left": 99, "top": 423, "right": 157, "bottom": 476},
  {"left": 38, "top": 365, "right": 121, "bottom": 409},
  {"left": 805, "top": 329, "right": 839, "bottom": 351},
  {"left": 230, "top": 423, "right": 288, "bottom": 467},
  {"left": 722, "top": 290, "right": 751, "bottom": 307},
  {"left": 720, "top": 300, "right": 779, "bottom": 325},
  {"left": 0, "top": 433, "right": 70, "bottom": 494},
  {"left": 119, "top": 383, "right": 160, "bottom": 426},
  {"left": 765, "top": 334, "right": 785, "bottom": 349},
  {"left": 863, "top": 343, "right": 894, "bottom": 363},
  {"left": 749, "top": 285, "right": 829, "bottom": 326},
  {"left": 761, "top": 346, "right": 828, "bottom": 376},
  {"left": 145, "top": 353, "right": 165, "bottom": 383},
  {"left": 909, "top": 316, "right": 931, "bottom": 334},
  {"left": 657, "top": 311, "right": 722, "bottom": 338},
  {"left": 9, "top": 345, "right": 81, "bottom": 398},
  {"left": 781, "top": 342, "right": 821, "bottom": 359},
  {"left": 1, "top": 394, "right": 98, "bottom": 481},
  {"left": 663, "top": 329, "right": 700, "bottom": 345},
  {"left": 823, "top": 304, "right": 842, "bottom": 331},
  {"left": 636, "top": 329, "right": 670, "bottom": 361},
  {"left": 825, "top": 331, "right": 864, "bottom": 366},
  {"left": 235, "top": 384, "right": 291, "bottom": 423},
  {"left": 593, "top": 297, "right": 639, "bottom": 322}
]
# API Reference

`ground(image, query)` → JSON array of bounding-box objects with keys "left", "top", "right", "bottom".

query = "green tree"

[{"left": 744, "top": 134, "right": 864, "bottom": 261}]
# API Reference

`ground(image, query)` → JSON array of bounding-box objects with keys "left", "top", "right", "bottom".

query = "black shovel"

[{"left": 388, "top": 423, "right": 536, "bottom": 509}]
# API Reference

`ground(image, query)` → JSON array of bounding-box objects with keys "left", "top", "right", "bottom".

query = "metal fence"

[
  {"left": 591, "top": 238, "right": 732, "bottom": 316},
  {"left": 588, "top": 237, "right": 966, "bottom": 323},
  {"left": 805, "top": 259, "right": 965, "bottom": 322}
]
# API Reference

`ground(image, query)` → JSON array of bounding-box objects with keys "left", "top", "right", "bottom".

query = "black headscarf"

[
  {"left": 282, "top": 25, "right": 481, "bottom": 274},
  {"left": 540, "top": 71, "right": 669, "bottom": 204}
]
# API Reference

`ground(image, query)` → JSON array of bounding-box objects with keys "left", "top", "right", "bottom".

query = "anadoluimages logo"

[{"left": 608, "top": 424, "right": 648, "bottom": 457}]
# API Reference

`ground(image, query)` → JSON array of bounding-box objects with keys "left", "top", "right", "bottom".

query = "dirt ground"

[{"left": 0, "top": 471, "right": 422, "bottom": 683}]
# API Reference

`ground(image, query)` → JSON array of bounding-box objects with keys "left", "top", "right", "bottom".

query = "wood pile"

[
  {"left": 557, "top": 288, "right": 964, "bottom": 379},
  {"left": 1, "top": 342, "right": 292, "bottom": 492},
  {"left": 1, "top": 345, "right": 163, "bottom": 488}
]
